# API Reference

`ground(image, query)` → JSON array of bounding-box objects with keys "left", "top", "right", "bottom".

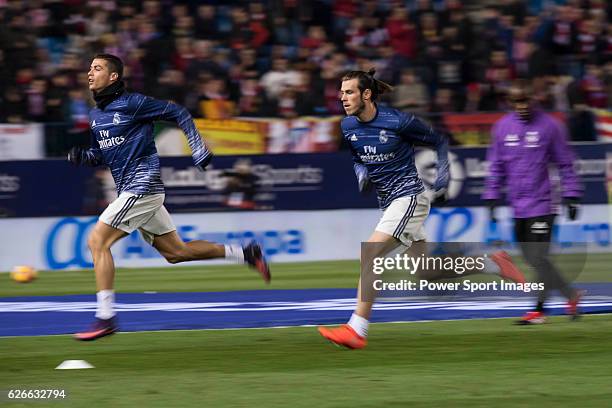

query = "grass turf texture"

[
  {"left": 2, "top": 257, "right": 611, "bottom": 406},
  {"left": 1, "top": 316, "right": 612, "bottom": 407},
  {"left": 1, "top": 253, "right": 611, "bottom": 297}
]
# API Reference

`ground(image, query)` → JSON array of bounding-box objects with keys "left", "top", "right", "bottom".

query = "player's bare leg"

[
  {"left": 152, "top": 231, "right": 270, "bottom": 283},
  {"left": 152, "top": 231, "right": 225, "bottom": 263},
  {"left": 318, "top": 230, "right": 396, "bottom": 348},
  {"left": 74, "top": 221, "right": 126, "bottom": 341},
  {"left": 87, "top": 222, "right": 127, "bottom": 290},
  {"left": 319, "top": 231, "right": 524, "bottom": 348},
  {"left": 354, "top": 230, "right": 397, "bottom": 319}
]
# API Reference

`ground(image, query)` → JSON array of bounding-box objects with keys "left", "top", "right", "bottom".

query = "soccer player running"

[
  {"left": 68, "top": 54, "right": 270, "bottom": 341},
  {"left": 484, "top": 79, "right": 583, "bottom": 325},
  {"left": 318, "top": 70, "right": 525, "bottom": 349}
]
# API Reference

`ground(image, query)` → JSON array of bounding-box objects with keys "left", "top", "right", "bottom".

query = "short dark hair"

[
  {"left": 341, "top": 68, "right": 393, "bottom": 101},
  {"left": 93, "top": 53, "right": 124, "bottom": 80}
]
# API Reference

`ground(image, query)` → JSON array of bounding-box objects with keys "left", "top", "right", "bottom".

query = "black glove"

[
  {"left": 485, "top": 199, "right": 498, "bottom": 222},
  {"left": 196, "top": 152, "right": 214, "bottom": 171},
  {"left": 68, "top": 146, "right": 102, "bottom": 166},
  {"left": 563, "top": 197, "right": 580, "bottom": 221},
  {"left": 67, "top": 146, "right": 86, "bottom": 165}
]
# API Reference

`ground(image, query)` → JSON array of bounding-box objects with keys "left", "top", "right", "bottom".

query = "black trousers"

[{"left": 514, "top": 215, "right": 574, "bottom": 308}]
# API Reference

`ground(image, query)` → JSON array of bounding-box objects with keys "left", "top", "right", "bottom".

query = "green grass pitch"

[{"left": 1, "top": 255, "right": 612, "bottom": 407}]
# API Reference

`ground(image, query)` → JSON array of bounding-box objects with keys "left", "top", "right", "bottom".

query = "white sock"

[
  {"left": 224, "top": 244, "right": 245, "bottom": 263},
  {"left": 348, "top": 313, "right": 369, "bottom": 338},
  {"left": 484, "top": 256, "right": 501, "bottom": 274},
  {"left": 95, "top": 289, "right": 115, "bottom": 320}
]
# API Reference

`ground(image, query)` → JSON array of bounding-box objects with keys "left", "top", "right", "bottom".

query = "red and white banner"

[
  {"left": 0, "top": 124, "right": 45, "bottom": 160},
  {"left": 594, "top": 109, "right": 612, "bottom": 142}
]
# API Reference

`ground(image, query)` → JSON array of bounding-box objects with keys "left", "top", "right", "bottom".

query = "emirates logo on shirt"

[{"left": 97, "top": 129, "right": 125, "bottom": 149}]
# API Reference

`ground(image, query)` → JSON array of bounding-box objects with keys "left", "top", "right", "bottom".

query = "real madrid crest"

[{"left": 379, "top": 130, "right": 388, "bottom": 143}]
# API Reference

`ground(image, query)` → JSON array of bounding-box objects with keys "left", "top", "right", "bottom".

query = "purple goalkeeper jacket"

[{"left": 483, "top": 110, "right": 582, "bottom": 218}]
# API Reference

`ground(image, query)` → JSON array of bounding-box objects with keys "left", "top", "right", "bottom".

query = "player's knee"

[{"left": 87, "top": 232, "right": 106, "bottom": 252}]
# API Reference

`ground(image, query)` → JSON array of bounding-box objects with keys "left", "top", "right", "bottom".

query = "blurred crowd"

[{"left": 1, "top": 0, "right": 611, "bottom": 130}]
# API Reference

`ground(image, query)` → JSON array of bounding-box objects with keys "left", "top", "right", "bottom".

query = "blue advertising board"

[{"left": 0, "top": 143, "right": 609, "bottom": 218}]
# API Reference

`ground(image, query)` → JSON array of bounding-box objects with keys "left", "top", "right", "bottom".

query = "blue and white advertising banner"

[{"left": 0, "top": 205, "right": 609, "bottom": 271}]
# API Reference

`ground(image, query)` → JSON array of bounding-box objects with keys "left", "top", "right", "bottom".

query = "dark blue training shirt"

[
  {"left": 342, "top": 105, "right": 448, "bottom": 209},
  {"left": 84, "top": 92, "right": 211, "bottom": 195}
]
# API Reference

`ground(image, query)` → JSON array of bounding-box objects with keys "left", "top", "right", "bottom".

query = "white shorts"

[
  {"left": 375, "top": 192, "right": 430, "bottom": 246},
  {"left": 99, "top": 192, "right": 176, "bottom": 244}
]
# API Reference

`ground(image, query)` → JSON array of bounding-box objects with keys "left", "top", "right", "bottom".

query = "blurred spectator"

[
  {"left": 300, "top": 25, "right": 327, "bottom": 50},
  {"left": 392, "top": 69, "right": 429, "bottom": 113},
  {"left": 194, "top": 5, "right": 219, "bottom": 40},
  {"left": 512, "top": 25, "right": 534, "bottom": 77},
  {"left": 576, "top": 19, "right": 599, "bottom": 57},
  {"left": 485, "top": 50, "right": 515, "bottom": 106},
  {"left": 604, "top": 62, "right": 612, "bottom": 108},
  {"left": 463, "top": 82, "right": 483, "bottom": 112},
  {"left": 237, "top": 73, "right": 272, "bottom": 117},
  {"left": 171, "top": 37, "right": 194, "bottom": 73},
  {"left": 580, "top": 63, "right": 608, "bottom": 108},
  {"left": 260, "top": 57, "right": 301, "bottom": 100},
  {"left": 197, "top": 77, "right": 235, "bottom": 119},
  {"left": 332, "top": 0, "right": 357, "bottom": 42},
  {"left": 500, "top": 0, "right": 528, "bottom": 26},
  {"left": 345, "top": 18, "right": 367, "bottom": 57},
  {"left": 26, "top": 78, "right": 48, "bottom": 122},
  {"left": 45, "top": 72, "right": 70, "bottom": 122},
  {"left": 248, "top": 2, "right": 271, "bottom": 49},
  {"left": 155, "top": 69, "right": 186, "bottom": 103},
  {"left": 386, "top": 7, "right": 417, "bottom": 61},
  {"left": 547, "top": 5, "right": 578, "bottom": 55},
  {"left": 67, "top": 88, "right": 89, "bottom": 132},
  {"left": 124, "top": 48, "right": 145, "bottom": 93},
  {"left": 431, "top": 88, "right": 458, "bottom": 113},
  {"left": 2, "top": 87, "right": 27, "bottom": 123},
  {"left": 187, "top": 40, "right": 224, "bottom": 81},
  {"left": 532, "top": 76, "right": 556, "bottom": 109},
  {"left": 0, "top": 0, "right": 610, "bottom": 132}
]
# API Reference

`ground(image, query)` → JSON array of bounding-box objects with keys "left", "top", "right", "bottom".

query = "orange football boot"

[
  {"left": 318, "top": 324, "right": 367, "bottom": 349},
  {"left": 491, "top": 251, "right": 526, "bottom": 284}
]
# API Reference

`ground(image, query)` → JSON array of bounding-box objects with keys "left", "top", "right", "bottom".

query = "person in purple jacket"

[{"left": 484, "top": 79, "right": 584, "bottom": 324}]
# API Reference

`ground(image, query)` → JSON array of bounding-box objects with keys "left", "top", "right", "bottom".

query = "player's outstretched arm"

[
  {"left": 549, "top": 120, "right": 582, "bottom": 220},
  {"left": 482, "top": 123, "right": 506, "bottom": 206},
  {"left": 549, "top": 120, "right": 582, "bottom": 200},
  {"left": 399, "top": 113, "right": 449, "bottom": 195},
  {"left": 129, "top": 94, "right": 213, "bottom": 170}
]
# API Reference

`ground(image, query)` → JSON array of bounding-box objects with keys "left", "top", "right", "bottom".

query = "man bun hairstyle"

[
  {"left": 342, "top": 68, "right": 393, "bottom": 101},
  {"left": 93, "top": 53, "right": 124, "bottom": 81}
]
